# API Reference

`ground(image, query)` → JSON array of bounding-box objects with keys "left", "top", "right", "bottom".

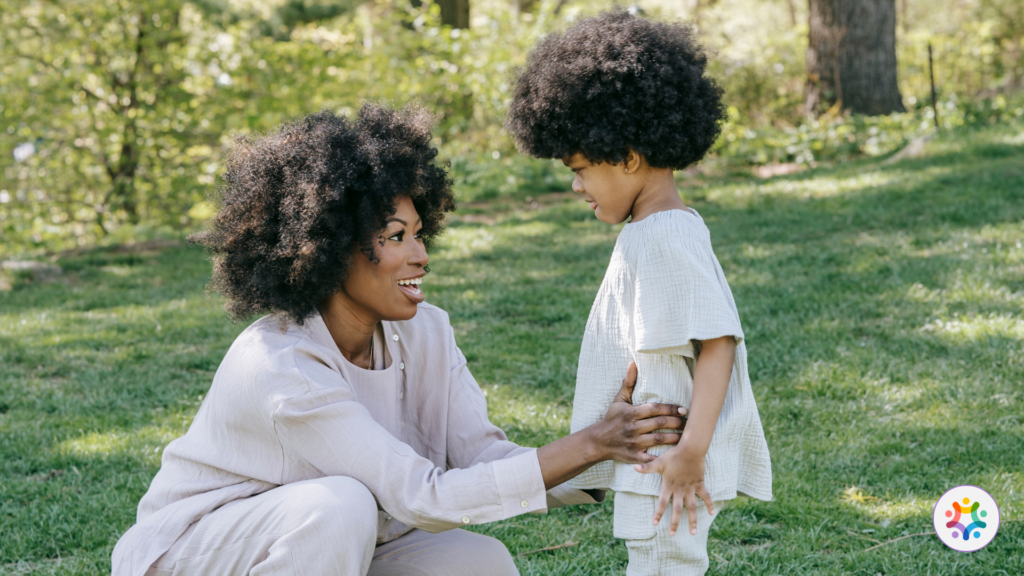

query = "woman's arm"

[
  {"left": 537, "top": 361, "right": 686, "bottom": 489},
  {"left": 444, "top": 329, "right": 686, "bottom": 493}
]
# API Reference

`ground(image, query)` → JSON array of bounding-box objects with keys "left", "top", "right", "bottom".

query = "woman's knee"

[
  {"left": 297, "top": 476, "right": 378, "bottom": 537},
  {"left": 469, "top": 534, "right": 517, "bottom": 575},
  {"left": 446, "top": 531, "right": 518, "bottom": 576}
]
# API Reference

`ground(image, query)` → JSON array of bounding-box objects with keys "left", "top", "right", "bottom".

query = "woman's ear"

[{"left": 624, "top": 149, "right": 642, "bottom": 174}]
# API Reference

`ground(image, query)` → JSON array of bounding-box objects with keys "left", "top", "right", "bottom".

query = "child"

[{"left": 506, "top": 10, "right": 773, "bottom": 575}]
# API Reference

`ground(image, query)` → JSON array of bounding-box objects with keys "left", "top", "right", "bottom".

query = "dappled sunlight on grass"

[
  {"left": 920, "top": 313, "right": 1024, "bottom": 341},
  {"left": 758, "top": 170, "right": 907, "bottom": 200},
  {"left": 840, "top": 486, "right": 932, "bottom": 523},
  {"left": 57, "top": 423, "right": 182, "bottom": 464}
]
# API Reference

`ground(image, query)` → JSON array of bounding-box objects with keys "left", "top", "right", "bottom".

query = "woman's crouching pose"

[{"left": 111, "top": 105, "right": 687, "bottom": 576}]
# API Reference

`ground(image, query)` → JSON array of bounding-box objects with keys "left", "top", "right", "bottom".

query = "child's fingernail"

[
  {"left": 669, "top": 530, "right": 675, "bottom": 536},
  {"left": 691, "top": 528, "right": 697, "bottom": 535}
]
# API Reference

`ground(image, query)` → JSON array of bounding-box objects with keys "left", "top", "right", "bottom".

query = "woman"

[{"left": 112, "top": 105, "right": 686, "bottom": 576}]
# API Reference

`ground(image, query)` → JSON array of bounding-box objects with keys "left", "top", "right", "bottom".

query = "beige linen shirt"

[{"left": 112, "top": 303, "right": 597, "bottom": 576}]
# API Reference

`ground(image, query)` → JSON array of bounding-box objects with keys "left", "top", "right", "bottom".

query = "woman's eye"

[{"left": 388, "top": 231, "right": 404, "bottom": 241}]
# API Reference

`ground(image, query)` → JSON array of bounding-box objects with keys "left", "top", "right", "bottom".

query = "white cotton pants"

[
  {"left": 613, "top": 491, "right": 727, "bottom": 576},
  {"left": 145, "top": 476, "right": 520, "bottom": 576}
]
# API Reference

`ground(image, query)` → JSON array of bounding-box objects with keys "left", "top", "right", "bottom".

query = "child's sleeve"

[{"left": 633, "top": 236, "right": 744, "bottom": 357}]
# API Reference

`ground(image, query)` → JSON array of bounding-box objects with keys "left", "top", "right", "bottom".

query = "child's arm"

[{"left": 634, "top": 335, "right": 736, "bottom": 536}]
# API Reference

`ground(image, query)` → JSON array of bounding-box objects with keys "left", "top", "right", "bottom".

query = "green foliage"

[
  {"left": 716, "top": 92, "right": 1024, "bottom": 166},
  {"left": 0, "top": 0, "right": 569, "bottom": 255},
  {"left": 0, "top": 0, "right": 234, "bottom": 253},
  {"left": 1, "top": 0, "right": 1023, "bottom": 255},
  {"left": 2, "top": 120, "right": 1023, "bottom": 574}
]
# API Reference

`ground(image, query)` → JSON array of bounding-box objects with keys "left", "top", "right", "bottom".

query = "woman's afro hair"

[
  {"left": 506, "top": 10, "right": 725, "bottom": 170},
  {"left": 189, "top": 104, "right": 455, "bottom": 325}
]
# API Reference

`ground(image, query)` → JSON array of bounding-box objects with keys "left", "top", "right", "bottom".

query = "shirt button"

[
  {"left": 462, "top": 516, "right": 470, "bottom": 524},
  {"left": 520, "top": 500, "right": 529, "bottom": 508},
  {"left": 399, "top": 362, "right": 405, "bottom": 370},
  {"left": 385, "top": 514, "right": 392, "bottom": 520},
  {"left": 399, "top": 391, "right": 404, "bottom": 399},
  {"left": 393, "top": 334, "right": 399, "bottom": 342}
]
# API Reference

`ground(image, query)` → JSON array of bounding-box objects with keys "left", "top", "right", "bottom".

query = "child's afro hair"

[
  {"left": 189, "top": 104, "right": 455, "bottom": 325},
  {"left": 506, "top": 10, "right": 725, "bottom": 170}
]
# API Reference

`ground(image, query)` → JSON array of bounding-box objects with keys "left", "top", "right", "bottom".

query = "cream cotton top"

[
  {"left": 569, "top": 209, "right": 773, "bottom": 502},
  {"left": 111, "top": 303, "right": 598, "bottom": 576}
]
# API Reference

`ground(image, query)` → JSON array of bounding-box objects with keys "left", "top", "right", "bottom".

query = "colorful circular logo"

[{"left": 933, "top": 485, "right": 1000, "bottom": 552}]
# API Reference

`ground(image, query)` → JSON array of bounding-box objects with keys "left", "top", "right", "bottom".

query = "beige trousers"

[
  {"left": 145, "top": 477, "right": 519, "bottom": 576},
  {"left": 613, "top": 492, "right": 727, "bottom": 576}
]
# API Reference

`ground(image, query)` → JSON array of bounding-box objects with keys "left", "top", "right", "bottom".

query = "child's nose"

[{"left": 572, "top": 174, "right": 584, "bottom": 194}]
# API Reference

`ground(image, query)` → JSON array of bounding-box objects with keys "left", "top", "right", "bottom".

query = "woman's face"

[{"left": 343, "top": 196, "right": 428, "bottom": 321}]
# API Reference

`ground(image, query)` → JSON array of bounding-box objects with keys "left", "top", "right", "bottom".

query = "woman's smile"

[{"left": 397, "top": 275, "right": 425, "bottom": 303}]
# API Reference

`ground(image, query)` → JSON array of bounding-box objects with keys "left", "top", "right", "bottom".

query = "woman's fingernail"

[
  {"left": 691, "top": 528, "right": 697, "bottom": 535},
  {"left": 669, "top": 530, "right": 675, "bottom": 536},
  {"left": 678, "top": 407, "right": 686, "bottom": 414}
]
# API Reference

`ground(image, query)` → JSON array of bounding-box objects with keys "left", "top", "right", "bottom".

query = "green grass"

[{"left": 2, "top": 121, "right": 1024, "bottom": 574}]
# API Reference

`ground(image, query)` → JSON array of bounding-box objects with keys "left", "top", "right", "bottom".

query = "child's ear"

[{"left": 624, "top": 149, "right": 642, "bottom": 174}]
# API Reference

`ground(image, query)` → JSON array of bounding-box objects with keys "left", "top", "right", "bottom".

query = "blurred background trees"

[{"left": 1, "top": 0, "right": 1022, "bottom": 255}]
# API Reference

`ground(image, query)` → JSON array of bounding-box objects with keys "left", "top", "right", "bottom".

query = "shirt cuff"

[{"left": 491, "top": 449, "right": 548, "bottom": 518}]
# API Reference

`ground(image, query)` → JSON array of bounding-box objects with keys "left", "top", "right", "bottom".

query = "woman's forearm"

[
  {"left": 679, "top": 336, "right": 735, "bottom": 454},
  {"left": 536, "top": 426, "right": 606, "bottom": 489}
]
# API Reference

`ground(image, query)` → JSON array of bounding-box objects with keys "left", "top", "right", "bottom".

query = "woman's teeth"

[{"left": 398, "top": 278, "right": 422, "bottom": 293}]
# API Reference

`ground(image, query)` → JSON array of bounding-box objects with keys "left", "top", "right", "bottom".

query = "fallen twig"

[
  {"left": 515, "top": 540, "right": 578, "bottom": 558},
  {"left": 864, "top": 532, "right": 933, "bottom": 552}
]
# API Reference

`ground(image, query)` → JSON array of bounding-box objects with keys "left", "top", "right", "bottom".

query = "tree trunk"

[
  {"left": 805, "top": 0, "right": 905, "bottom": 117},
  {"left": 437, "top": 0, "right": 469, "bottom": 28}
]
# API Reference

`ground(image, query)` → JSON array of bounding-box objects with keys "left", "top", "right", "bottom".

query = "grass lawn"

[{"left": 2, "top": 121, "right": 1023, "bottom": 575}]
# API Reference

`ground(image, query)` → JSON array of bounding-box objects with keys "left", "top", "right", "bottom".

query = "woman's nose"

[
  {"left": 572, "top": 173, "right": 584, "bottom": 194},
  {"left": 409, "top": 240, "right": 429, "bottom": 267}
]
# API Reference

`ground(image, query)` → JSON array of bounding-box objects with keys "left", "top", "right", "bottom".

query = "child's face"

[{"left": 562, "top": 153, "right": 642, "bottom": 224}]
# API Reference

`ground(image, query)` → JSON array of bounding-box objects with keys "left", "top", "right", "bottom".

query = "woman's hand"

[
  {"left": 535, "top": 361, "right": 685, "bottom": 490},
  {"left": 590, "top": 361, "right": 687, "bottom": 464}
]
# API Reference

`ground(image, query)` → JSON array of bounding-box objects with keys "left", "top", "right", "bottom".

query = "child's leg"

[{"left": 614, "top": 491, "right": 728, "bottom": 576}]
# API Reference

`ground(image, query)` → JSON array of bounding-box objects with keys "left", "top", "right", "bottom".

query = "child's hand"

[{"left": 634, "top": 444, "right": 714, "bottom": 536}]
